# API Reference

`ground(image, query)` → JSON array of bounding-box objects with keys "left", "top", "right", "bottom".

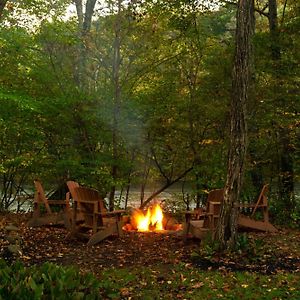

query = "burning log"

[{"left": 123, "top": 203, "right": 182, "bottom": 232}]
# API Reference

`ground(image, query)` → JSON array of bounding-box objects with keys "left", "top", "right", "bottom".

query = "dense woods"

[{"left": 0, "top": 0, "right": 299, "bottom": 230}]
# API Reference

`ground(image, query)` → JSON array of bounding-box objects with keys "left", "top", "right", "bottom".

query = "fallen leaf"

[{"left": 192, "top": 282, "right": 204, "bottom": 289}]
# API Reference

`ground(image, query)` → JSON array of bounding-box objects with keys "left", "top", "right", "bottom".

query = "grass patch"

[{"left": 98, "top": 263, "right": 300, "bottom": 299}]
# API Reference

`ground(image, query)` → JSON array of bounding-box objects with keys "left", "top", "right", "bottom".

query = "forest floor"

[{"left": 1, "top": 212, "right": 300, "bottom": 299}]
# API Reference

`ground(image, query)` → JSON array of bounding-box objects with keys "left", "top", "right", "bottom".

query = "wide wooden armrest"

[
  {"left": 185, "top": 211, "right": 213, "bottom": 222},
  {"left": 48, "top": 200, "right": 68, "bottom": 205},
  {"left": 185, "top": 208, "right": 206, "bottom": 215},
  {"left": 97, "top": 210, "right": 125, "bottom": 217},
  {"left": 111, "top": 209, "right": 126, "bottom": 214},
  {"left": 185, "top": 210, "right": 212, "bottom": 214},
  {"left": 75, "top": 199, "right": 99, "bottom": 204},
  {"left": 199, "top": 213, "right": 214, "bottom": 217},
  {"left": 235, "top": 203, "right": 267, "bottom": 208},
  {"left": 185, "top": 211, "right": 197, "bottom": 216}
]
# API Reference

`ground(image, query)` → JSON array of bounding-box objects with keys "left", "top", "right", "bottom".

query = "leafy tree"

[
  {"left": 0, "top": 91, "right": 45, "bottom": 210},
  {"left": 247, "top": 0, "right": 299, "bottom": 223}
]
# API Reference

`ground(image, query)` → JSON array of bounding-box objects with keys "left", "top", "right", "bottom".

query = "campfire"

[{"left": 123, "top": 203, "right": 182, "bottom": 232}]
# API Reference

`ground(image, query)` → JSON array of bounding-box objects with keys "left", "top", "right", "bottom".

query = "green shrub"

[{"left": 0, "top": 260, "right": 102, "bottom": 300}]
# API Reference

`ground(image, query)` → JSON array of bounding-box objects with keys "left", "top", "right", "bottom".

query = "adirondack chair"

[
  {"left": 66, "top": 181, "right": 125, "bottom": 246},
  {"left": 184, "top": 184, "right": 277, "bottom": 239},
  {"left": 28, "top": 180, "right": 71, "bottom": 228},
  {"left": 237, "top": 184, "right": 277, "bottom": 232},
  {"left": 183, "top": 188, "right": 224, "bottom": 239}
]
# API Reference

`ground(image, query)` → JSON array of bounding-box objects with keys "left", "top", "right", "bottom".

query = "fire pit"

[{"left": 122, "top": 203, "right": 182, "bottom": 233}]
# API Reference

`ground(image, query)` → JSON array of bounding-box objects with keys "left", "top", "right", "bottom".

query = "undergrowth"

[{"left": 1, "top": 259, "right": 299, "bottom": 300}]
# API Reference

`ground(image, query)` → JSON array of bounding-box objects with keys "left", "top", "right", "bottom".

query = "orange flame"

[{"left": 134, "top": 204, "right": 164, "bottom": 232}]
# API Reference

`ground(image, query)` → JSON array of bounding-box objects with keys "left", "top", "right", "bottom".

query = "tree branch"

[
  {"left": 222, "top": 0, "right": 269, "bottom": 18},
  {"left": 150, "top": 146, "right": 170, "bottom": 182},
  {"left": 139, "top": 166, "right": 194, "bottom": 209},
  {"left": 281, "top": 0, "right": 288, "bottom": 26}
]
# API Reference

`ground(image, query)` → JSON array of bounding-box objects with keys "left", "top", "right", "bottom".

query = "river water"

[{"left": 6, "top": 187, "right": 196, "bottom": 213}]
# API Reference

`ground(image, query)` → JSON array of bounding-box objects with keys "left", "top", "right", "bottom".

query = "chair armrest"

[
  {"left": 97, "top": 210, "right": 125, "bottom": 217},
  {"left": 185, "top": 211, "right": 213, "bottom": 222},
  {"left": 235, "top": 203, "right": 267, "bottom": 208},
  {"left": 48, "top": 200, "right": 68, "bottom": 205},
  {"left": 185, "top": 211, "right": 196, "bottom": 216},
  {"left": 75, "top": 199, "right": 98, "bottom": 204},
  {"left": 111, "top": 209, "right": 126, "bottom": 214}
]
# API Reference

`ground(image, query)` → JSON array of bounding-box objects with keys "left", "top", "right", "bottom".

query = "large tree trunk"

[
  {"left": 268, "top": 0, "right": 280, "bottom": 60},
  {"left": 215, "top": 0, "right": 255, "bottom": 250},
  {"left": 74, "top": 0, "right": 97, "bottom": 89}
]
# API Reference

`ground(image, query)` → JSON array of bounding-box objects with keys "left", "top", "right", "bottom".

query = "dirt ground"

[{"left": 1, "top": 212, "right": 300, "bottom": 277}]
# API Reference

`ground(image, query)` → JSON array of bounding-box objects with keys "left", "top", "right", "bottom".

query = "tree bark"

[
  {"left": 74, "top": 0, "right": 97, "bottom": 89},
  {"left": 215, "top": 0, "right": 255, "bottom": 250},
  {"left": 268, "top": 0, "right": 280, "bottom": 60},
  {"left": 109, "top": 0, "right": 122, "bottom": 211},
  {"left": 0, "top": 0, "right": 8, "bottom": 19}
]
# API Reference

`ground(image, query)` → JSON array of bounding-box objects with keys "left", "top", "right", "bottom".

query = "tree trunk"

[
  {"left": 0, "top": 0, "right": 8, "bottom": 19},
  {"left": 109, "top": 0, "right": 122, "bottom": 211},
  {"left": 268, "top": 0, "right": 294, "bottom": 212},
  {"left": 74, "top": 0, "right": 97, "bottom": 89},
  {"left": 215, "top": 0, "right": 255, "bottom": 250},
  {"left": 268, "top": 0, "right": 281, "bottom": 60}
]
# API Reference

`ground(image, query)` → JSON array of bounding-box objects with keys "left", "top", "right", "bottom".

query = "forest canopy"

[{"left": 0, "top": 0, "right": 299, "bottom": 228}]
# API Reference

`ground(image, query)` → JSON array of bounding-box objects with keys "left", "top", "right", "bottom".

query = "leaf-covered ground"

[{"left": 1, "top": 212, "right": 300, "bottom": 299}]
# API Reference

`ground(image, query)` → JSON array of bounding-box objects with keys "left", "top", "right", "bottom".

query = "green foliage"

[
  {"left": 196, "top": 232, "right": 267, "bottom": 262},
  {"left": 270, "top": 195, "right": 300, "bottom": 229},
  {"left": 0, "top": 0, "right": 299, "bottom": 222},
  {"left": 197, "top": 232, "right": 219, "bottom": 259},
  {"left": 0, "top": 260, "right": 141, "bottom": 300},
  {"left": 290, "top": 211, "right": 300, "bottom": 229},
  {"left": 0, "top": 260, "right": 101, "bottom": 299},
  {"left": 0, "top": 90, "right": 45, "bottom": 210},
  {"left": 233, "top": 234, "right": 268, "bottom": 262},
  {"left": 0, "top": 27, "right": 36, "bottom": 92},
  {"left": 235, "top": 233, "right": 250, "bottom": 252}
]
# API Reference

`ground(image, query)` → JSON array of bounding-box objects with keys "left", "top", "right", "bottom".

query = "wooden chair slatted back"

[
  {"left": 74, "top": 186, "right": 100, "bottom": 227},
  {"left": 206, "top": 188, "right": 224, "bottom": 215},
  {"left": 67, "top": 181, "right": 107, "bottom": 213},
  {"left": 251, "top": 184, "right": 269, "bottom": 216},
  {"left": 67, "top": 181, "right": 109, "bottom": 229},
  {"left": 34, "top": 179, "right": 52, "bottom": 214},
  {"left": 66, "top": 181, "right": 80, "bottom": 200}
]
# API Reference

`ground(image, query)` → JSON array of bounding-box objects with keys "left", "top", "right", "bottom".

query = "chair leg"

[
  {"left": 63, "top": 209, "right": 72, "bottom": 230},
  {"left": 87, "top": 224, "right": 118, "bottom": 246},
  {"left": 183, "top": 214, "right": 191, "bottom": 241},
  {"left": 117, "top": 220, "right": 124, "bottom": 237}
]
